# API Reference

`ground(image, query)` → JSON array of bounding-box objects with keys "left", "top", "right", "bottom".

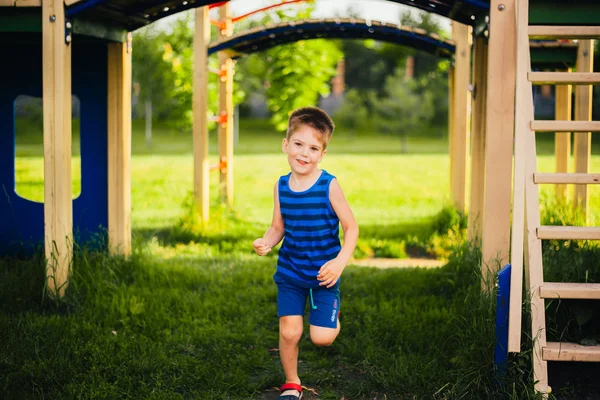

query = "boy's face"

[{"left": 282, "top": 126, "right": 327, "bottom": 177}]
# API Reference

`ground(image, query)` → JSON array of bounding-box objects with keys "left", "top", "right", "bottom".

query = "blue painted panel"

[
  {"left": 0, "top": 33, "right": 109, "bottom": 253},
  {"left": 73, "top": 40, "right": 108, "bottom": 247},
  {"left": 0, "top": 33, "right": 44, "bottom": 253},
  {"left": 494, "top": 263, "right": 511, "bottom": 384}
]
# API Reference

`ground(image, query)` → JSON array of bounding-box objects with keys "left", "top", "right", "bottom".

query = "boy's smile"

[{"left": 283, "top": 126, "right": 327, "bottom": 178}]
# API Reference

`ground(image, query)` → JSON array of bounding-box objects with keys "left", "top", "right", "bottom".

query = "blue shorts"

[{"left": 274, "top": 275, "right": 340, "bottom": 329}]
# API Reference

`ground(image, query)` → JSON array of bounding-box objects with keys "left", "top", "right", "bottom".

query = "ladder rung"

[
  {"left": 529, "top": 26, "right": 600, "bottom": 39},
  {"left": 543, "top": 342, "right": 600, "bottom": 362},
  {"left": 540, "top": 282, "right": 600, "bottom": 299},
  {"left": 534, "top": 173, "right": 600, "bottom": 184},
  {"left": 528, "top": 72, "right": 600, "bottom": 85},
  {"left": 537, "top": 226, "right": 600, "bottom": 240},
  {"left": 531, "top": 121, "right": 600, "bottom": 132}
]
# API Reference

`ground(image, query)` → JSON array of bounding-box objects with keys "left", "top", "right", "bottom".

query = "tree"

[
  {"left": 234, "top": 6, "right": 343, "bottom": 131},
  {"left": 132, "top": 25, "right": 177, "bottom": 147},
  {"left": 373, "top": 66, "right": 435, "bottom": 153}
]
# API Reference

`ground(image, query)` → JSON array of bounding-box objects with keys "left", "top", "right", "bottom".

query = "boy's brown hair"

[{"left": 286, "top": 107, "right": 335, "bottom": 148}]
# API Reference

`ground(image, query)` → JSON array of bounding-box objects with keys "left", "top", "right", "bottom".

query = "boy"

[{"left": 253, "top": 107, "right": 359, "bottom": 400}]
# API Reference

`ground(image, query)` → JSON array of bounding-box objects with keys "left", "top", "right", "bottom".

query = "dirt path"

[{"left": 350, "top": 257, "right": 446, "bottom": 269}]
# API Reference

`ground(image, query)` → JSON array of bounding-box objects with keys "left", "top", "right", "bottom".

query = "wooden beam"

[
  {"left": 194, "top": 7, "right": 211, "bottom": 222},
  {"left": 107, "top": 36, "right": 132, "bottom": 256},
  {"left": 481, "top": 0, "right": 516, "bottom": 282},
  {"left": 574, "top": 40, "right": 594, "bottom": 217},
  {"left": 15, "top": 0, "right": 41, "bottom": 6},
  {"left": 468, "top": 37, "right": 488, "bottom": 244},
  {"left": 535, "top": 173, "right": 600, "bottom": 185},
  {"left": 532, "top": 120, "right": 600, "bottom": 132},
  {"left": 529, "top": 26, "right": 600, "bottom": 40},
  {"left": 544, "top": 342, "right": 600, "bottom": 362},
  {"left": 537, "top": 226, "right": 600, "bottom": 240},
  {"left": 554, "top": 74, "right": 572, "bottom": 201},
  {"left": 218, "top": 4, "right": 234, "bottom": 208},
  {"left": 540, "top": 282, "right": 600, "bottom": 299},
  {"left": 508, "top": 0, "right": 533, "bottom": 353},
  {"left": 450, "top": 21, "right": 471, "bottom": 214},
  {"left": 43, "top": 0, "right": 72, "bottom": 298},
  {"left": 529, "top": 72, "right": 600, "bottom": 85}
]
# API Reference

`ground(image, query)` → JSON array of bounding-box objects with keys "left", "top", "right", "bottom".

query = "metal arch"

[
  {"left": 208, "top": 20, "right": 456, "bottom": 59},
  {"left": 65, "top": 0, "right": 490, "bottom": 31}
]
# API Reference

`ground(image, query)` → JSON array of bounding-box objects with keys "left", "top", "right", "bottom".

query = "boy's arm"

[
  {"left": 317, "top": 178, "right": 359, "bottom": 287},
  {"left": 253, "top": 183, "right": 285, "bottom": 255}
]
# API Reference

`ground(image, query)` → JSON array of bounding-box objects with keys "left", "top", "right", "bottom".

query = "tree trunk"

[{"left": 145, "top": 99, "right": 152, "bottom": 148}]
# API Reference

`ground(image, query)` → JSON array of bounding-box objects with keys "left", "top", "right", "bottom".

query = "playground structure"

[{"left": 1, "top": 0, "right": 600, "bottom": 395}]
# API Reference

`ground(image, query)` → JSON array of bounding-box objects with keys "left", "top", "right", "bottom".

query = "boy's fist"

[{"left": 253, "top": 238, "right": 272, "bottom": 256}]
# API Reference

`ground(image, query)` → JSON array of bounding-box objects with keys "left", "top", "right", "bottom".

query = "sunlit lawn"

[{"left": 5, "top": 120, "right": 600, "bottom": 399}]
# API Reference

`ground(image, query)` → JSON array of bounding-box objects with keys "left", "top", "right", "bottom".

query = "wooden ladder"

[{"left": 509, "top": 0, "right": 600, "bottom": 396}]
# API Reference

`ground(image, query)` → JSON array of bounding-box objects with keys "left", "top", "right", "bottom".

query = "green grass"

[{"left": 5, "top": 118, "right": 600, "bottom": 398}]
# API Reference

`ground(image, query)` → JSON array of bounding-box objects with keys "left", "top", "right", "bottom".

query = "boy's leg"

[
  {"left": 275, "top": 278, "right": 307, "bottom": 397},
  {"left": 279, "top": 315, "right": 304, "bottom": 393},
  {"left": 310, "top": 320, "right": 340, "bottom": 347},
  {"left": 308, "top": 284, "right": 341, "bottom": 346}
]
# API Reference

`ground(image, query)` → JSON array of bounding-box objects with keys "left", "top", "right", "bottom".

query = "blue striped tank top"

[{"left": 275, "top": 170, "right": 341, "bottom": 288}]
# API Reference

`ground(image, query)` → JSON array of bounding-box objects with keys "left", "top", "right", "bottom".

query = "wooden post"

[
  {"left": 194, "top": 6, "right": 211, "bottom": 222},
  {"left": 481, "top": 0, "right": 517, "bottom": 284},
  {"left": 450, "top": 22, "right": 472, "bottom": 214},
  {"left": 218, "top": 4, "right": 234, "bottom": 207},
  {"left": 448, "top": 65, "right": 455, "bottom": 198},
  {"left": 554, "top": 70, "right": 572, "bottom": 201},
  {"left": 468, "top": 37, "right": 488, "bottom": 244},
  {"left": 573, "top": 40, "right": 594, "bottom": 216},
  {"left": 43, "top": 0, "right": 72, "bottom": 298},
  {"left": 107, "top": 35, "right": 132, "bottom": 256}
]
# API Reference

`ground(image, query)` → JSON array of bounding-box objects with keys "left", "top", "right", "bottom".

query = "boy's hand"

[
  {"left": 317, "top": 258, "right": 345, "bottom": 288},
  {"left": 253, "top": 238, "right": 272, "bottom": 256}
]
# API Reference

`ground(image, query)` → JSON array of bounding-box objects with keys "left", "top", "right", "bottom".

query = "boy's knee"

[
  {"left": 310, "top": 331, "right": 338, "bottom": 347},
  {"left": 280, "top": 318, "right": 303, "bottom": 343},
  {"left": 311, "top": 336, "right": 335, "bottom": 347}
]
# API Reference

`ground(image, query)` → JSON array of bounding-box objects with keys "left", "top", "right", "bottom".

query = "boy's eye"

[
  {"left": 311, "top": 147, "right": 318, "bottom": 151},
  {"left": 294, "top": 142, "right": 301, "bottom": 146}
]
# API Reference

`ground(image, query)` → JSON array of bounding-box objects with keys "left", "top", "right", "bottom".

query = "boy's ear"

[
  {"left": 319, "top": 149, "right": 327, "bottom": 163},
  {"left": 282, "top": 138, "right": 288, "bottom": 153}
]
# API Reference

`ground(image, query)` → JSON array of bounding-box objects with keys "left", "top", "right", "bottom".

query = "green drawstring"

[{"left": 309, "top": 288, "right": 318, "bottom": 310}]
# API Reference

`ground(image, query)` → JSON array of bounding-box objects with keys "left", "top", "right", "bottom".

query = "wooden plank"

[
  {"left": 531, "top": 120, "right": 600, "bottom": 132},
  {"left": 574, "top": 40, "right": 594, "bottom": 217},
  {"left": 0, "top": 1, "right": 15, "bottom": 6},
  {"left": 43, "top": 0, "right": 72, "bottom": 298},
  {"left": 529, "top": 26, "right": 600, "bottom": 39},
  {"left": 450, "top": 21, "right": 471, "bottom": 214},
  {"left": 516, "top": 1, "right": 548, "bottom": 391},
  {"left": 537, "top": 226, "right": 600, "bottom": 240},
  {"left": 107, "top": 36, "right": 132, "bottom": 257},
  {"left": 481, "top": 0, "right": 516, "bottom": 284},
  {"left": 554, "top": 76, "right": 572, "bottom": 201},
  {"left": 15, "top": 0, "right": 41, "bottom": 6},
  {"left": 529, "top": 72, "right": 600, "bottom": 85},
  {"left": 535, "top": 173, "right": 600, "bottom": 184},
  {"left": 508, "top": 3, "right": 529, "bottom": 351},
  {"left": 218, "top": 4, "right": 234, "bottom": 208},
  {"left": 540, "top": 282, "right": 600, "bottom": 299},
  {"left": 193, "top": 7, "right": 211, "bottom": 222},
  {"left": 543, "top": 342, "right": 600, "bottom": 362},
  {"left": 468, "top": 37, "right": 488, "bottom": 245}
]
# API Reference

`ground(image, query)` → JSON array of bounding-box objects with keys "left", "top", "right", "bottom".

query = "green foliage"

[
  {"left": 333, "top": 88, "right": 369, "bottom": 135},
  {"left": 132, "top": 25, "right": 177, "bottom": 119},
  {"left": 431, "top": 205, "right": 468, "bottom": 234},
  {"left": 372, "top": 66, "right": 435, "bottom": 151},
  {"left": 265, "top": 40, "right": 343, "bottom": 131}
]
